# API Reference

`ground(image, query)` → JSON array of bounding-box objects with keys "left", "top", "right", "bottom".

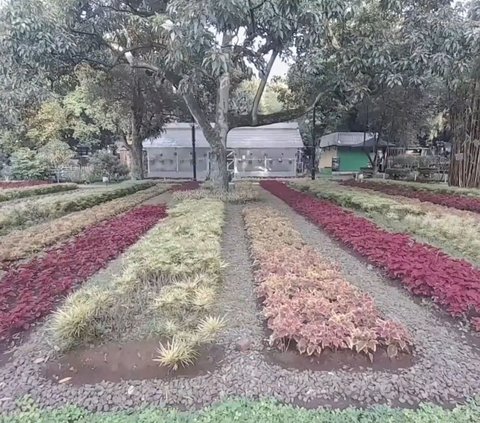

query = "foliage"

[
  {"left": 0, "top": 183, "right": 77, "bottom": 203},
  {"left": 244, "top": 205, "right": 412, "bottom": 359},
  {"left": 292, "top": 180, "right": 480, "bottom": 267},
  {"left": 342, "top": 180, "right": 480, "bottom": 214},
  {"left": 360, "top": 179, "right": 480, "bottom": 198},
  {"left": 0, "top": 184, "right": 171, "bottom": 265},
  {"left": 49, "top": 198, "right": 225, "bottom": 365},
  {"left": 0, "top": 182, "right": 155, "bottom": 234},
  {"left": 153, "top": 337, "right": 198, "bottom": 371},
  {"left": 9, "top": 148, "right": 49, "bottom": 180},
  {"left": 263, "top": 181, "right": 480, "bottom": 331},
  {"left": 172, "top": 182, "right": 260, "bottom": 203},
  {"left": 90, "top": 150, "right": 129, "bottom": 181},
  {"left": 0, "top": 205, "right": 166, "bottom": 341},
  {"left": 2, "top": 397, "right": 480, "bottom": 423},
  {"left": 38, "top": 140, "right": 75, "bottom": 181}
]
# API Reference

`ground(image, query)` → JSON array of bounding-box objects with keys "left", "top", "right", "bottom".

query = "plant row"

[
  {"left": 0, "top": 181, "right": 156, "bottom": 234},
  {"left": 360, "top": 178, "right": 480, "bottom": 198},
  {"left": 0, "top": 205, "right": 167, "bottom": 341},
  {"left": 262, "top": 181, "right": 480, "bottom": 331},
  {"left": 49, "top": 198, "right": 225, "bottom": 370},
  {"left": 341, "top": 179, "right": 480, "bottom": 213},
  {"left": 292, "top": 180, "right": 480, "bottom": 266},
  {"left": 243, "top": 205, "right": 412, "bottom": 359},
  {"left": 0, "top": 183, "right": 78, "bottom": 203},
  {"left": 0, "top": 180, "right": 50, "bottom": 189},
  {"left": 0, "top": 184, "right": 172, "bottom": 266},
  {"left": 173, "top": 182, "right": 260, "bottom": 203}
]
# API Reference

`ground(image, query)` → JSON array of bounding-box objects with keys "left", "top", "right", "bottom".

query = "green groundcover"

[{"left": 1, "top": 398, "right": 480, "bottom": 423}]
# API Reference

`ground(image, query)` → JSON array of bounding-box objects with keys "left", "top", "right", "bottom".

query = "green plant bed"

[
  {"left": 0, "top": 182, "right": 155, "bottom": 235},
  {"left": 289, "top": 180, "right": 480, "bottom": 266},
  {"left": 3, "top": 398, "right": 480, "bottom": 423},
  {"left": 0, "top": 183, "right": 78, "bottom": 203}
]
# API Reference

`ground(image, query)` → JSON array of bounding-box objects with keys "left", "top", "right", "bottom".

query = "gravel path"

[{"left": 1, "top": 188, "right": 480, "bottom": 414}]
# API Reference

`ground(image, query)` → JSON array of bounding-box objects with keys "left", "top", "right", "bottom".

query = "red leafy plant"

[
  {"left": 243, "top": 205, "right": 413, "bottom": 360},
  {"left": 341, "top": 180, "right": 480, "bottom": 214},
  {"left": 172, "top": 181, "right": 201, "bottom": 191},
  {"left": 0, "top": 205, "right": 167, "bottom": 340},
  {"left": 262, "top": 181, "right": 480, "bottom": 330}
]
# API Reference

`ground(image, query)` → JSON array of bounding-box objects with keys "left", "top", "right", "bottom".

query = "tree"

[
  {"left": 2, "top": 0, "right": 477, "bottom": 188},
  {"left": 10, "top": 148, "right": 49, "bottom": 180},
  {"left": 39, "top": 140, "right": 75, "bottom": 182}
]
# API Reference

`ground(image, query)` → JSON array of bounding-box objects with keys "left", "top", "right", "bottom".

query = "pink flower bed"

[
  {"left": 341, "top": 180, "right": 480, "bottom": 213},
  {"left": 0, "top": 205, "right": 167, "bottom": 340},
  {"left": 0, "top": 181, "right": 50, "bottom": 189},
  {"left": 262, "top": 181, "right": 480, "bottom": 330}
]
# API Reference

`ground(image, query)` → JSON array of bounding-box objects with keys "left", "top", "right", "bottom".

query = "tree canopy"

[{"left": 1, "top": 0, "right": 480, "bottom": 186}]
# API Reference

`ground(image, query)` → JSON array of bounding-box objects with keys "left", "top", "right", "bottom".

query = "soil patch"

[
  {"left": 44, "top": 340, "right": 224, "bottom": 385},
  {"left": 265, "top": 346, "right": 413, "bottom": 372}
]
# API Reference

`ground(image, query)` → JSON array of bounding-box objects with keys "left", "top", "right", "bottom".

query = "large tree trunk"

[
  {"left": 129, "top": 70, "right": 145, "bottom": 180},
  {"left": 210, "top": 144, "right": 229, "bottom": 191},
  {"left": 129, "top": 134, "right": 144, "bottom": 180}
]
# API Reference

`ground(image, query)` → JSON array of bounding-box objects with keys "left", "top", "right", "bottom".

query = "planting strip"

[
  {"left": 341, "top": 180, "right": 480, "bottom": 213},
  {"left": 262, "top": 181, "right": 480, "bottom": 330},
  {"left": 0, "top": 205, "right": 167, "bottom": 341}
]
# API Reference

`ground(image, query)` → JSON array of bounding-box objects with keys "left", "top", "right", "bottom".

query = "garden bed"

[
  {"left": 0, "top": 205, "right": 167, "bottom": 342},
  {"left": 0, "top": 184, "right": 172, "bottom": 266},
  {"left": 262, "top": 181, "right": 480, "bottom": 331},
  {"left": 243, "top": 205, "right": 413, "bottom": 361},
  {"left": 0, "top": 181, "right": 156, "bottom": 235},
  {"left": 0, "top": 183, "right": 77, "bottom": 202},
  {"left": 341, "top": 179, "right": 480, "bottom": 213},
  {"left": 291, "top": 180, "right": 480, "bottom": 266}
]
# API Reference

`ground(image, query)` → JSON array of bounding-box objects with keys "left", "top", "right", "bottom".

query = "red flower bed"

[
  {"left": 0, "top": 181, "right": 50, "bottom": 189},
  {"left": 0, "top": 205, "right": 167, "bottom": 340},
  {"left": 172, "top": 181, "right": 201, "bottom": 191},
  {"left": 262, "top": 181, "right": 480, "bottom": 330},
  {"left": 341, "top": 180, "right": 480, "bottom": 213}
]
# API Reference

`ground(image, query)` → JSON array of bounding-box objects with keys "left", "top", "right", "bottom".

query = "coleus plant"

[
  {"left": 341, "top": 180, "right": 480, "bottom": 214},
  {"left": 262, "top": 181, "right": 480, "bottom": 330},
  {"left": 243, "top": 205, "right": 413, "bottom": 360},
  {"left": 0, "top": 205, "right": 167, "bottom": 340}
]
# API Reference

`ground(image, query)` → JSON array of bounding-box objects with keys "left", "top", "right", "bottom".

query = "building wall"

[
  {"left": 338, "top": 149, "right": 371, "bottom": 172},
  {"left": 234, "top": 148, "right": 298, "bottom": 178},
  {"left": 145, "top": 147, "right": 210, "bottom": 180},
  {"left": 319, "top": 147, "right": 337, "bottom": 170}
]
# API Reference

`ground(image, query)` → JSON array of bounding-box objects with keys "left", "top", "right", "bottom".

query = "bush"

[
  {"left": 10, "top": 148, "right": 49, "bottom": 180},
  {"left": 90, "top": 150, "right": 129, "bottom": 181},
  {"left": 0, "top": 183, "right": 78, "bottom": 203}
]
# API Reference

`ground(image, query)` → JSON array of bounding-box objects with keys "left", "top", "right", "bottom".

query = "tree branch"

[
  {"left": 231, "top": 92, "right": 322, "bottom": 128},
  {"left": 251, "top": 49, "right": 278, "bottom": 125}
]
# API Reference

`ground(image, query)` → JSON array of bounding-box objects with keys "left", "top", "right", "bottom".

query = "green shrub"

[
  {"left": 2, "top": 398, "right": 480, "bottom": 422},
  {"left": 0, "top": 182, "right": 155, "bottom": 234},
  {"left": 0, "top": 183, "right": 78, "bottom": 203},
  {"left": 10, "top": 148, "right": 49, "bottom": 180}
]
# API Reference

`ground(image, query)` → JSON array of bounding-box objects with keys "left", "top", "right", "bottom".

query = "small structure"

[
  {"left": 319, "top": 132, "right": 377, "bottom": 173},
  {"left": 143, "top": 122, "right": 303, "bottom": 180}
]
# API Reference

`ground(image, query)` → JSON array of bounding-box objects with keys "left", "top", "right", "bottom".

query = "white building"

[{"left": 142, "top": 122, "right": 303, "bottom": 180}]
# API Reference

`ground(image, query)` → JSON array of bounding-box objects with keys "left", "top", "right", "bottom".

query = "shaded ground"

[{"left": 0, "top": 187, "right": 479, "bottom": 413}]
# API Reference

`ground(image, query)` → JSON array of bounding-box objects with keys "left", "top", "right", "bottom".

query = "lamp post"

[{"left": 191, "top": 116, "right": 197, "bottom": 181}]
